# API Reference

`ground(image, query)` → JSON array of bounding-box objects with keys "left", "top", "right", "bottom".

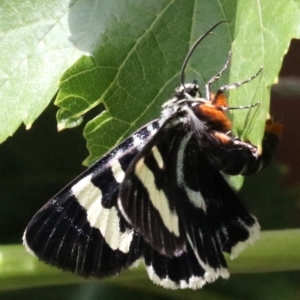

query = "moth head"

[{"left": 174, "top": 81, "right": 200, "bottom": 99}]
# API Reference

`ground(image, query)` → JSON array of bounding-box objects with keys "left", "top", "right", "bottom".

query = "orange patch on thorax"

[
  {"left": 211, "top": 92, "right": 228, "bottom": 107},
  {"left": 198, "top": 105, "right": 232, "bottom": 132}
]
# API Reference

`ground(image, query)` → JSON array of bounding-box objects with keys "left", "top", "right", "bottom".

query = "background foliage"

[{"left": 1, "top": 0, "right": 300, "bottom": 299}]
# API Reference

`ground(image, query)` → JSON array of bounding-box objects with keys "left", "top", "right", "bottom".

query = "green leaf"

[
  {"left": 0, "top": 0, "right": 85, "bottom": 143},
  {"left": 229, "top": 0, "right": 300, "bottom": 151},
  {"left": 2, "top": 0, "right": 300, "bottom": 158},
  {"left": 56, "top": 0, "right": 239, "bottom": 165},
  {"left": 54, "top": 0, "right": 300, "bottom": 165}
]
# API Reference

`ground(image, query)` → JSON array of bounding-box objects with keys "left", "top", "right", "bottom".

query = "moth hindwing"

[{"left": 24, "top": 21, "right": 281, "bottom": 290}]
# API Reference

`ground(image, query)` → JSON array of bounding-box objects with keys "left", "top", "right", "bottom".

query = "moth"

[{"left": 23, "top": 21, "right": 282, "bottom": 289}]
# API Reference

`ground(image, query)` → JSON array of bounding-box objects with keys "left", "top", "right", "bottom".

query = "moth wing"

[
  {"left": 23, "top": 121, "right": 159, "bottom": 277},
  {"left": 118, "top": 125, "right": 188, "bottom": 257},
  {"left": 119, "top": 125, "right": 259, "bottom": 281},
  {"left": 143, "top": 242, "right": 228, "bottom": 290}
]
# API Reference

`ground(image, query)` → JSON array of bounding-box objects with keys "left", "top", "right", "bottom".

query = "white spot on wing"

[
  {"left": 134, "top": 157, "right": 180, "bottom": 236},
  {"left": 22, "top": 230, "right": 35, "bottom": 256},
  {"left": 230, "top": 216, "right": 260, "bottom": 259},
  {"left": 71, "top": 175, "right": 133, "bottom": 253},
  {"left": 146, "top": 264, "right": 212, "bottom": 289},
  {"left": 176, "top": 133, "right": 207, "bottom": 212},
  {"left": 152, "top": 146, "right": 164, "bottom": 169},
  {"left": 186, "top": 230, "right": 229, "bottom": 283},
  {"left": 129, "top": 258, "right": 143, "bottom": 269},
  {"left": 185, "top": 189, "right": 206, "bottom": 211},
  {"left": 147, "top": 123, "right": 154, "bottom": 133},
  {"left": 146, "top": 265, "right": 177, "bottom": 289},
  {"left": 111, "top": 159, "right": 125, "bottom": 183},
  {"left": 132, "top": 133, "right": 144, "bottom": 150}
]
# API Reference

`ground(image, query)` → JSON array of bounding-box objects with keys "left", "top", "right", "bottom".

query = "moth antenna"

[{"left": 180, "top": 20, "right": 230, "bottom": 89}]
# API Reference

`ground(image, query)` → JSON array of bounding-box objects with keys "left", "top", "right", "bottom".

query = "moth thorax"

[{"left": 160, "top": 105, "right": 179, "bottom": 123}]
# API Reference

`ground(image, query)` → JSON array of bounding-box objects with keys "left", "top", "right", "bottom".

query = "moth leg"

[{"left": 205, "top": 51, "right": 232, "bottom": 101}]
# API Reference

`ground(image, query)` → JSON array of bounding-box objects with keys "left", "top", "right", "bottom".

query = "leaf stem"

[{"left": 0, "top": 229, "right": 299, "bottom": 291}]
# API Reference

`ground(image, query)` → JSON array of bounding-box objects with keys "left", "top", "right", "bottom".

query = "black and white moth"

[{"left": 23, "top": 21, "right": 282, "bottom": 289}]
